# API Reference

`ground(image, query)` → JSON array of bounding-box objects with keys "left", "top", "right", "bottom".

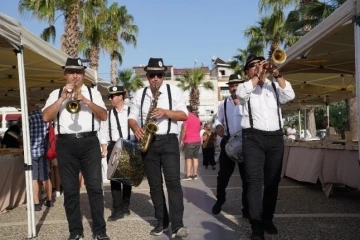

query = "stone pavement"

[{"left": 0, "top": 154, "right": 360, "bottom": 240}]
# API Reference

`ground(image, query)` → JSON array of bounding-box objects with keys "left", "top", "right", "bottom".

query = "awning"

[{"left": 5, "top": 113, "right": 21, "bottom": 121}]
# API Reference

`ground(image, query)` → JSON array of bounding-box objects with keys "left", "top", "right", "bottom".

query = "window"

[{"left": 219, "top": 70, "right": 225, "bottom": 76}]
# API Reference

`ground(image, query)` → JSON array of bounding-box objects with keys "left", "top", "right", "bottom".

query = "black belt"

[
  {"left": 243, "top": 128, "right": 283, "bottom": 136},
  {"left": 57, "top": 131, "right": 97, "bottom": 139},
  {"left": 153, "top": 133, "right": 177, "bottom": 141}
]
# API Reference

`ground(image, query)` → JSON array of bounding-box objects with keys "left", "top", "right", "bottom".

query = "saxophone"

[{"left": 139, "top": 84, "right": 160, "bottom": 152}]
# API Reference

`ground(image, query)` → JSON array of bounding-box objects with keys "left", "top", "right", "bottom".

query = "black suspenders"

[
  {"left": 140, "top": 84, "right": 172, "bottom": 134},
  {"left": 247, "top": 82, "right": 281, "bottom": 129},
  {"left": 109, "top": 106, "right": 131, "bottom": 141},
  {"left": 56, "top": 86, "right": 94, "bottom": 134},
  {"left": 223, "top": 99, "right": 231, "bottom": 137}
]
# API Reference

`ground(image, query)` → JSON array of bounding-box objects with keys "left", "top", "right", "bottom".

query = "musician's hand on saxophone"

[
  {"left": 134, "top": 126, "right": 145, "bottom": 141},
  {"left": 152, "top": 108, "right": 168, "bottom": 119}
]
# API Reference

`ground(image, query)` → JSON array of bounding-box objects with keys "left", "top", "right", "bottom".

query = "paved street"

[{"left": 0, "top": 154, "right": 360, "bottom": 240}]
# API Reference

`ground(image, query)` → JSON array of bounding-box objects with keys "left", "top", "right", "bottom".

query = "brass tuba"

[
  {"left": 271, "top": 49, "right": 287, "bottom": 65},
  {"left": 66, "top": 84, "right": 81, "bottom": 114},
  {"left": 139, "top": 84, "right": 160, "bottom": 152}
]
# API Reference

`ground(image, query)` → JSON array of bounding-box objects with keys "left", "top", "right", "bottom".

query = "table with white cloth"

[
  {"left": 282, "top": 141, "right": 360, "bottom": 197},
  {"left": 0, "top": 149, "right": 26, "bottom": 213}
]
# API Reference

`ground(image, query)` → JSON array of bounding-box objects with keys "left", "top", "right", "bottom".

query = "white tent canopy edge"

[{"left": 279, "top": 0, "right": 360, "bottom": 162}]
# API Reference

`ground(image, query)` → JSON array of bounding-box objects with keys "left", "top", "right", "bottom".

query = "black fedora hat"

[
  {"left": 62, "top": 57, "right": 87, "bottom": 70},
  {"left": 243, "top": 54, "right": 265, "bottom": 71},
  {"left": 108, "top": 86, "right": 126, "bottom": 95},
  {"left": 144, "top": 58, "right": 168, "bottom": 73},
  {"left": 227, "top": 74, "right": 245, "bottom": 84}
]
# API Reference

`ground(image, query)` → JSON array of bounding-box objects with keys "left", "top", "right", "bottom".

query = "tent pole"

[
  {"left": 355, "top": 11, "right": 360, "bottom": 164},
  {"left": 304, "top": 109, "right": 307, "bottom": 138},
  {"left": 326, "top": 105, "right": 330, "bottom": 128},
  {"left": 298, "top": 109, "right": 301, "bottom": 139},
  {"left": 16, "top": 47, "right": 36, "bottom": 238}
]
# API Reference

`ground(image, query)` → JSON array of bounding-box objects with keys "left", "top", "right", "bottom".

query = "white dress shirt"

[
  {"left": 214, "top": 97, "right": 243, "bottom": 136},
  {"left": 128, "top": 83, "right": 188, "bottom": 135},
  {"left": 42, "top": 85, "right": 106, "bottom": 135},
  {"left": 236, "top": 79, "right": 295, "bottom": 131},
  {"left": 99, "top": 105, "right": 135, "bottom": 144}
]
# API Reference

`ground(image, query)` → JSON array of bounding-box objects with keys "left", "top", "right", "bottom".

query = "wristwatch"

[{"left": 273, "top": 74, "right": 283, "bottom": 79}]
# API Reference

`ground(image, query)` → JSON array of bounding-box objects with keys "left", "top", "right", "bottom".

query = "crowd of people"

[{"left": 1, "top": 54, "right": 294, "bottom": 240}]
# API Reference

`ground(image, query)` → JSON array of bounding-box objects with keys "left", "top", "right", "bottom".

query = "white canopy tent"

[
  {"left": 279, "top": 0, "right": 360, "bottom": 159},
  {"left": 0, "top": 13, "right": 111, "bottom": 238}
]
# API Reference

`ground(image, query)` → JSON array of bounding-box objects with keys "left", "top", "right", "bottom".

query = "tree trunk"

[
  {"left": 111, "top": 53, "right": 117, "bottom": 85},
  {"left": 346, "top": 97, "right": 358, "bottom": 141},
  {"left": 63, "top": 1, "right": 80, "bottom": 57},
  {"left": 89, "top": 44, "right": 99, "bottom": 71},
  {"left": 190, "top": 88, "right": 200, "bottom": 116},
  {"left": 307, "top": 106, "right": 316, "bottom": 138}
]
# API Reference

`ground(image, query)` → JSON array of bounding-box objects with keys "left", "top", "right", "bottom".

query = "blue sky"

[{"left": 2, "top": 0, "right": 261, "bottom": 81}]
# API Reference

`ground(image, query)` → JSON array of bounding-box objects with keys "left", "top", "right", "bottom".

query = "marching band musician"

[
  {"left": 128, "top": 58, "right": 189, "bottom": 238},
  {"left": 99, "top": 86, "right": 134, "bottom": 221},
  {"left": 42, "top": 57, "right": 109, "bottom": 240},
  {"left": 237, "top": 54, "right": 295, "bottom": 240},
  {"left": 212, "top": 74, "right": 249, "bottom": 218}
]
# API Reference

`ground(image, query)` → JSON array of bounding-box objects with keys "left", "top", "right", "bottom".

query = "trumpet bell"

[
  {"left": 66, "top": 100, "right": 81, "bottom": 114},
  {"left": 272, "top": 50, "right": 287, "bottom": 64}
]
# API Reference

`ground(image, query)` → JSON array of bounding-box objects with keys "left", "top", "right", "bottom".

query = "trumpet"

[
  {"left": 66, "top": 84, "right": 81, "bottom": 114},
  {"left": 271, "top": 49, "right": 287, "bottom": 65}
]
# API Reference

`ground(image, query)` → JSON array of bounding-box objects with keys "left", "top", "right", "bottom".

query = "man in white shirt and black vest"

[
  {"left": 128, "top": 58, "right": 189, "bottom": 238},
  {"left": 99, "top": 86, "right": 133, "bottom": 221},
  {"left": 43, "top": 57, "right": 109, "bottom": 240},
  {"left": 237, "top": 55, "right": 295, "bottom": 240},
  {"left": 212, "top": 74, "right": 249, "bottom": 218}
]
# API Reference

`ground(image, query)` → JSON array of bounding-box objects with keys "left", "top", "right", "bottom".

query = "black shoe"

[
  {"left": 107, "top": 210, "right": 124, "bottom": 221},
  {"left": 250, "top": 234, "right": 265, "bottom": 240},
  {"left": 93, "top": 232, "right": 110, "bottom": 240},
  {"left": 171, "top": 226, "right": 189, "bottom": 238},
  {"left": 263, "top": 220, "right": 278, "bottom": 234},
  {"left": 212, "top": 201, "right": 223, "bottom": 215},
  {"left": 150, "top": 221, "right": 169, "bottom": 236},
  {"left": 68, "top": 234, "right": 83, "bottom": 240},
  {"left": 34, "top": 203, "right": 42, "bottom": 211},
  {"left": 121, "top": 204, "right": 131, "bottom": 216},
  {"left": 242, "top": 209, "right": 250, "bottom": 219},
  {"left": 44, "top": 200, "right": 54, "bottom": 207}
]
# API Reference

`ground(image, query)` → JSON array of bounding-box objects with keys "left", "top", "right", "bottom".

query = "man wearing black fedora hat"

[
  {"left": 99, "top": 86, "right": 134, "bottom": 221},
  {"left": 212, "top": 74, "right": 249, "bottom": 218},
  {"left": 237, "top": 55, "right": 295, "bottom": 240},
  {"left": 43, "top": 57, "right": 109, "bottom": 240},
  {"left": 128, "top": 58, "right": 190, "bottom": 238}
]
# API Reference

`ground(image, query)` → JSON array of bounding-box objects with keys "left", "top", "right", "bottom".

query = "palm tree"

[
  {"left": 78, "top": 1, "right": 107, "bottom": 70},
  {"left": 230, "top": 48, "right": 251, "bottom": 78},
  {"left": 177, "top": 68, "right": 214, "bottom": 115},
  {"left": 116, "top": 69, "right": 144, "bottom": 99},
  {"left": 18, "top": 0, "right": 86, "bottom": 57},
  {"left": 105, "top": 3, "right": 138, "bottom": 85}
]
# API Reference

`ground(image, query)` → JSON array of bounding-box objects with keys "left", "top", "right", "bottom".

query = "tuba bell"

[
  {"left": 66, "top": 84, "right": 81, "bottom": 114},
  {"left": 271, "top": 49, "right": 287, "bottom": 65}
]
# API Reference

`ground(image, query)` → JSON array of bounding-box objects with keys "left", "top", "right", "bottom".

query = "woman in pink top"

[{"left": 180, "top": 106, "right": 201, "bottom": 180}]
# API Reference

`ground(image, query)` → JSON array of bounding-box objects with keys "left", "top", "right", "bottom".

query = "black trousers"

[
  {"left": 216, "top": 138, "right": 248, "bottom": 213},
  {"left": 242, "top": 129, "right": 284, "bottom": 221},
  {"left": 107, "top": 141, "right": 132, "bottom": 207},
  {"left": 142, "top": 134, "right": 184, "bottom": 228},
  {"left": 56, "top": 135, "right": 106, "bottom": 235},
  {"left": 202, "top": 147, "right": 216, "bottom": 166}
]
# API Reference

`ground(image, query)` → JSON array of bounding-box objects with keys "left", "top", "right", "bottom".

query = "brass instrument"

[
  {"left": 107, "top": 139, "right": 145, "bottom": 186},
  {"left": 139, "top": 84, "right": 160, "bottom": 152},
  {"left": 271, "top": 49, "right": 287, "bottom": 65},
  {"left": 66, "top": 84, "right": 81, "bottom": 113}
]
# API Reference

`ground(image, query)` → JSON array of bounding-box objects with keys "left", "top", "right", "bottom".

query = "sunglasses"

[
  {"left": 247, "top": 62, "right": 260, "bottom": 69},
  {"left": 148, "top": 73, "right": 164, "bottom": 79},
  {"left": 108, "top": 94, "right": 122, "bottom": 100}
]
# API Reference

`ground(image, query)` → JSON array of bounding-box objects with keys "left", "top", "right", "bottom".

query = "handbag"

[
  {"left": 225, "top": 130, "right": 243, "bottom": 163},
  {"left": 45, "top": 123, "right": 56, "bottom": 160}
]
